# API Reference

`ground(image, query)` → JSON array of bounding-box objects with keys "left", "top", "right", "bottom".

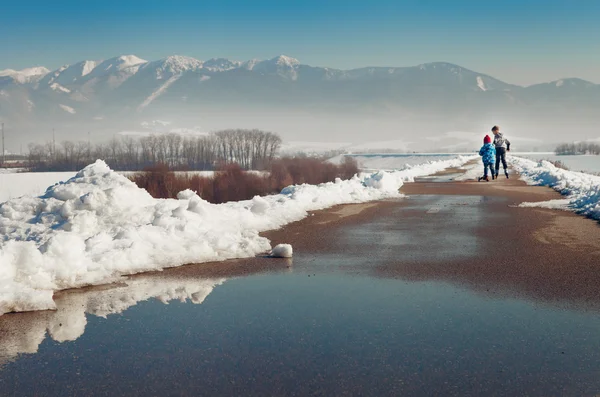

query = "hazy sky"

[{"left": 2, "top": 0, "right": 599, "bottom": 85}]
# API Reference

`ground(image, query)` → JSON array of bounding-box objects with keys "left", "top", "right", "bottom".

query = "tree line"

[
  {"left": 555, "top": 142, "right": 600, "bottom": 155},
  {"left": 27, "top": 129, "right": 282, "bottom": 171}
]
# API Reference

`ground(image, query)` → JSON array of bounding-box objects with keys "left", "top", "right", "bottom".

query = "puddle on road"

[
  {"left": 415, "top": 173, "right": 464, "bottom": 182},
  {"left": 1, "top": 193, "right": 599, "bottom": 396},
  {"left": 2, "top": 273, "right": 600, "bottom": 396},
  {"left": 342, "top": 195, "right": 493, "bottom": 263}
]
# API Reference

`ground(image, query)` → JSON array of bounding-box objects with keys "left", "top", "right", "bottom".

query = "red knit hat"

[{"left": 484, "top": 135, "right": 491, "bottom": 144}]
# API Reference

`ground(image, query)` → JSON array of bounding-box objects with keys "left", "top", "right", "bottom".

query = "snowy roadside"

[
  {"left": 509, "top": 156, "right": 600, "bottom": 219},
  {"left": 452, "top": 161, "right": 483, "bottom": 181},
  {"left": 0, "top": 155, "right": 475, "bottom": 315},
  {"left": 0, "top": 170, "right": 269, "bottom": 203}
]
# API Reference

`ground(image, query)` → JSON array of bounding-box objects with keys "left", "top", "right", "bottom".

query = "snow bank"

[
  {"left": 271, "top": 244, "right": 293, "bottom": 258},
  {"left": 510, "top": 156, "right": 600, "bottom": 218},
  {"left": 515, "top": 153, "right": 600, "bottom": 174},
  {"left": 0, "top": 156, "right": 473, "bottom": 315}
]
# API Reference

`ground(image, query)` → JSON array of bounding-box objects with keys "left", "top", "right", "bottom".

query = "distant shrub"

[
  {"left": 545, "top": 160, "right": 570, "bottom": 170},
  {"left": 212, "top": 163, "right": 270, "bottom": 203},
  {"left": 555, "top": 142, "right": 600, "bottom": 155},
  {"left": 268, "top": 156, "right": 359, "bottom": 191},
  {"left": 130, "top": 156, "right": 360, "bottom": 203}
]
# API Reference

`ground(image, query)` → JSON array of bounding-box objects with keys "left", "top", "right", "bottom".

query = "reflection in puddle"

[{"left": 0, "top": 273, "right": 225, "bottom": 365}]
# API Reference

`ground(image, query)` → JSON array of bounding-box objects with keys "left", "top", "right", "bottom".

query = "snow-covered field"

[
  {"left": 0, "top": 171, "right": 77, "bottom": 203},
  {"left": 0, "top": 155, "right": 474, "bottom": 315},
  {"left": 513, "top": 153, "right": 600, "bottom": 174},
  {"left": 510, "top": 156, "right": 600, "bottom": 219},
  {"left": 330, "top": 153, "right": 472, "bottom": 171}
]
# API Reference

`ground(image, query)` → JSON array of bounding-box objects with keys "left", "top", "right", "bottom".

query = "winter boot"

[
  {"left": 484, "top": 176, "right": 490, "bottom": 182},
  {"left": 505, "top": 171, "right": 509, "bottom": 179},
  {"left": 491, "top": 173, "right": 495, "bottom": 180}
]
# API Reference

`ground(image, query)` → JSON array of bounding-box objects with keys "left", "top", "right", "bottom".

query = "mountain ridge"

[
  {"left": 3, "top": 55, "right": 597, "bottom": 88},
  {"left": 1, "top": 54, "right": 599, "bottom": 147}
]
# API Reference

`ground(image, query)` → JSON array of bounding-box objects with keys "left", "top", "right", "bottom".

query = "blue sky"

[{"left": 2, "top": 0, "right": 599, "bottom": 85}]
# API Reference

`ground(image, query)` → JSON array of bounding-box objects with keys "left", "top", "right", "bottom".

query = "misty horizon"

[{"left": 2, "top": 1, "right": 600, "bottom": 155}]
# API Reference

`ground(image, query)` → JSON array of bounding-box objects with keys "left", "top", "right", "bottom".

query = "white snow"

[
  {"left": 83, "top": 55, "right": 147, "bottom": 81},
  {"left": 272, "top": 55, "right": 300, "bottom": 67},
  {"left": 242, "top": 59, "right": 260, "bottom": 70},
  {"left": 476, "top": 76, "right": 487, "bottom": 91},
  {"left": 0, "top": 155, "right": 473, "bottom": 315},
  {"left": 59, "top": 104, "right": 76, "bottom": 114},
  {"left": 137, "top": 74, "right": 181, "bottom": 110},
  {"left": 202, "top": 58, "right": 242, "bottom": 72},
  {"left": 271, "top": 244, "right": 293, "bottom": 258},
  {"left": 142, "top": 55, "right": 203, "bottom": 80},
  {"left": 0, "top": 67, "right": 50, "bottom": 84},
  {"left": 250, "top": 55, "right": 300, "bottom": 80},
  {"left": 510, "top": 156, "right": 600, "bottom": 218},
  {"left": 50, "top": 83, "right": 71, "bottom": 93},
  {"left": 518, "top": 199, "right": 571, "bottom": 210},
  {"left": 81, "top": 60, "right": 97, "bottom": 77},
  {"left": 556, "top": 80, "right": 564, "bottom": 87}
]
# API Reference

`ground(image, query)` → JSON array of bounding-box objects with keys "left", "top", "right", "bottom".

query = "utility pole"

[{"left": 1, "top": 122, "right": 5, "bottom": 167}]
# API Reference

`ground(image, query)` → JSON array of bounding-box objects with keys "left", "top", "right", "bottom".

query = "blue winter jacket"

[{"left": 479, "top": 143, "right": 496, "bottom": 165}]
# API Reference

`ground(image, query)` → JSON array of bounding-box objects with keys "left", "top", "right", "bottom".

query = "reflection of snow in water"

[{"left": 0, "top": 274, "right": 224, "bottom": 365}]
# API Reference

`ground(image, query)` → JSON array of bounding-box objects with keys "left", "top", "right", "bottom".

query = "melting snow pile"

[
  {"left": 0, "top": 156, "right": 473, "bottom": 315},
  {"left": 271, "top": 244, "right": 293, "bottom": 258},
  {"left": 510, "top": 157, "right": 600, "bottom": 218}
]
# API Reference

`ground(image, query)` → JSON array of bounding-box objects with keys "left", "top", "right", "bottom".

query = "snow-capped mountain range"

[{"left": 1, "top": 54, "right": 599, "bottom": 146}]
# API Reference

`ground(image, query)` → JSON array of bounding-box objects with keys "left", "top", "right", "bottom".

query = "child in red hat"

[{"left": 478, "top": 135, "right": 496, "bottom": 182}]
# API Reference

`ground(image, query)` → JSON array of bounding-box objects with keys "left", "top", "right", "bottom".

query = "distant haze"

[{"left": 1, "top": 54, "right": 599, "bottom": 153}]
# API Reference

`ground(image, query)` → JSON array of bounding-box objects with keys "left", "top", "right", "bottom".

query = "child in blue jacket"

[{"left": 478, "top": 135, "right": 496, "bottom": 182}]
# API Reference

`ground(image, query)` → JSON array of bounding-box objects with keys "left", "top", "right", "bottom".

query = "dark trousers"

[
  {"left": 483, "top": 163, "right": 494, "bottom": 177},
  {"left": 495, "top": 147, "right": 507, "bottom": 174}
]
